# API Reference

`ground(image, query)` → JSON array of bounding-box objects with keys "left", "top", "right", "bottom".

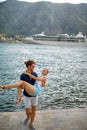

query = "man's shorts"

[{"left": 23, "top": 95, "right": 38, "bottom": 108}]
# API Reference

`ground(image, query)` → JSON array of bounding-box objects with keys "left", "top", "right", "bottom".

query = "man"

[{"left": 20, "top": 60, "right": 38, "bottom": 130}]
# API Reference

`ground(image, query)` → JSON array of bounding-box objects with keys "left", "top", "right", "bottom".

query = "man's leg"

[
  {"left": 24, "top": 108, "right": 31, "bottom": 125},
  {"left": 29, "top": 105, "right": 36, "bottom": 126},
  {"left": 23, "top": 96, "right": 31, "bottom": 125},
  {"left": 29, "top": 96, "right": 38, "bottom": 130}
]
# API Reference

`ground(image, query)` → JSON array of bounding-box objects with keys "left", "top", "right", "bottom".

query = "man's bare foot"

[
  {"left": 15, "top": 98, "right": 22, "bottom": 104},
  {"left": 0, "top": 85, "right": 6, "bottom": 90}
]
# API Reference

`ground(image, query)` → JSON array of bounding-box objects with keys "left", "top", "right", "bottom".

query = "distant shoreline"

[{"left": 0, "top": 39, "right": 87, "bottom": 45}]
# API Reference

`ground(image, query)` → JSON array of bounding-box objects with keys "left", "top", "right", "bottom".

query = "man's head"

[{"left": 24, "top": 60, "right": 36, "bottom": 72}]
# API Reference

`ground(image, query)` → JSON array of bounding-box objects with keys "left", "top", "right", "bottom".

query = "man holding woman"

[
  {"left": 18, "top": 60, "right": 37, "bottom": 130},
  {"left": 0, "top": 60, "right": 49, "bottom": 130}
]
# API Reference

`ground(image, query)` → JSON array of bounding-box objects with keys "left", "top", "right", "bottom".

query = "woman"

[{"left": 0, "top": 68, "right": 49, "bottom": 104}]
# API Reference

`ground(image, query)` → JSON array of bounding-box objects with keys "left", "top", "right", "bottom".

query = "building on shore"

[{"left": 33, "top": 32, "right": 86, "bottom": 42}]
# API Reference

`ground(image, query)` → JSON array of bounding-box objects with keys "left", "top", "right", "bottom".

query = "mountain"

[{"left": 0, "top": 0, "right": 87, "bottom": 36}]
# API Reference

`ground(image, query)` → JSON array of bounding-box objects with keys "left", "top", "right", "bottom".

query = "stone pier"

[{"left": 0, "top": 108, "right": 87, "bottom": 130}]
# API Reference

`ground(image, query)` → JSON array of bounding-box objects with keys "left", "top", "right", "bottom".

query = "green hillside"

[{"left": 0, "top": 0, "right": 87, "bottom": 36}]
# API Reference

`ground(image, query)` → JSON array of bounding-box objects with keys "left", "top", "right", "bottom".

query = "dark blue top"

[{"left": 20, "top": 72, "right": 37, "bottom": 97}]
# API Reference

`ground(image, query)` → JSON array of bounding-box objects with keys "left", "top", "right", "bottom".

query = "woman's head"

[{"left": 42, "top": 68, "right": 49, "bottom": 76}]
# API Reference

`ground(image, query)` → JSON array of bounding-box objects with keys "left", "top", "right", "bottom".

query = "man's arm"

[{"left": 24, "top": 71, "right": 45, "bottom": 81}]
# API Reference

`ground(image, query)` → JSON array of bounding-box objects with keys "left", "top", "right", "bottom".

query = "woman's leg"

[
  {"left": 0, "top": 80, "right": 35, "bottom": 95},
  {"left": 0, "top": 81, "right": 23, "bottom": 90},
  {"left": 16, "top": 86, "right": 22, "bottom": 104}
]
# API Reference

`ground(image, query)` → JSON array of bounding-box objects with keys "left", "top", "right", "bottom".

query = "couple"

[{"left": 0, "top": 60, "right": 49, "bottom": 130}]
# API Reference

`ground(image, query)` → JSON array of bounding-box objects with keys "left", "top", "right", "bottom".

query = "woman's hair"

[
  {"left": 46, "top": 68, "right": 49, "bottom": 74},
  {"left": 43, "top": 68, "right": 49, "bottom": 74},
  {"left": 24, "top": 60, "right": 36, "bottom": 68},
  {"left": 45, "top": 68, "right": 49, "bottom": 74}
]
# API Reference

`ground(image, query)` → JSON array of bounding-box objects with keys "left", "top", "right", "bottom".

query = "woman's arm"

[
  {"left": 24, "top": 72, "right": 45, "bottom": 81},
  {"left": 41, "top": 78, "right": 46, "bottom": 87}
]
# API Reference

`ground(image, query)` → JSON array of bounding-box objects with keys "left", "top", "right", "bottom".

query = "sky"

[{"left": 0, "top": 0, "right": 87, "bottom": 4}]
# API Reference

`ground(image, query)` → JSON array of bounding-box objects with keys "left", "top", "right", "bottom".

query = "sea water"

[{"left": 0, "top": 41, "right": 87, "bottom": 112}]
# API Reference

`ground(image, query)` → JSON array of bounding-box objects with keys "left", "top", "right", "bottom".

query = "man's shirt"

[{"left": 20, "top": 72, "right": 37, "bottom": 97}]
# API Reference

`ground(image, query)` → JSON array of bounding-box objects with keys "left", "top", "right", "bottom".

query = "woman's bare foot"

[
  {"left": 16, "top": 97, "right": 22, "bottom": 105},
  {"left": 0, "top": 85, "right": 7, "bottom": 90}
]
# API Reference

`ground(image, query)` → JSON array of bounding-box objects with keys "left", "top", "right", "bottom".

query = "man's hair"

[{"left": 24, "top": 60, "right": 36, "bottom": 68}]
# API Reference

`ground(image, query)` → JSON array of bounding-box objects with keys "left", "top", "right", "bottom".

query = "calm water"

[{"left": 0, "top": 41, "right": 87, "bottom": 112}]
